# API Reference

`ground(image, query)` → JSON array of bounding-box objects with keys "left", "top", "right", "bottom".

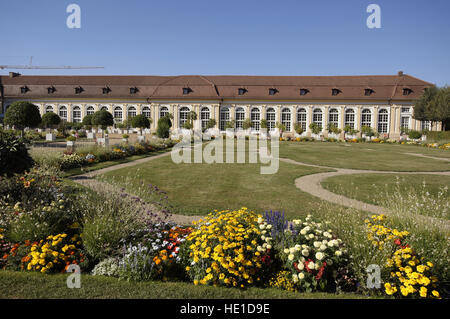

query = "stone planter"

[
  {"left": 46, "top": 133, "right": 56, "bottom": 142},
  {"left": 122, "top": 138, "right": 128, "bottom": 143},
  {"left": 97, "top": 137, "right": 109, "bottom": 147},
  {"left": 137, "top": 135, "right": 145, "bottom": 143},
  {"left": 66, "top": 141, "right": 75, "bottom": 147},
  {"left": 87, "top": 132, "right": 95, "bottom": 139}
]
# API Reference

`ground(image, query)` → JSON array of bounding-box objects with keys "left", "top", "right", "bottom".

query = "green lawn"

[
  {"left": 279, "top": 142, "right": 450, "bottom": 171},
  {"left": 99, "top": 155, "right": 332, "bottom": 219},
  {"left": 0, "top": 270, "right": 371, "bottom": 299}
]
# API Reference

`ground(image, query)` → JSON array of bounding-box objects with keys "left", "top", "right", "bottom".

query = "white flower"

[
  {"left": 289, "top": 247, "right": 296, "bottom": 254},
  {"left": 308, "top": 261, "right": 315, "bottom": 269},
  {"left": 266, "top": 244, "right": 272, "bottom": 250},
  {"left": 301, "top": 249, "right": 309, "bottom": 257},
  {"left": 320, "top": 244, "right": 327, "bottom": 251},
  {"left": 313, "top": 241, "right": 321, "bottom": 248},
  {"left": 257, "top": 217, "right": 263, "bottom": 223},
  {"left": 297, "top": 262, "right": 304, "bottom": 270},
  {"left": 323, "top": 232, "right": 330, "bottom": 238},
  {"left": 327, "top": 241, "right": 334, "bottom": 247},
  {"left": 335, "top": 250, "right": 342, "bottom": 257},
  {"left": 315, "top": 262, "right": 321, "bottom": 270},
  {"left": 261, "top": 235, "right": 266, "bottom": 240},
  {"left": 259, "top": 224, "right": 265, "bottom": 230},
  {"left": 283, "top": 248, "right": 290, "bottom": 254},
  {"left": 266, "top": 224, "right": 272, "bottom": 229},
  {"left": 262, "top": 230, "right": 267, "bottom": 234},
  {"left": 300, "top": 229, "right": 307, "bottom": 235},
  {"left": 288, "top": 254, "right": 294, "bottom": 261},
  {"left": 258, "top": 246, "right": 264, "bottom": 252},
  {"left": 315, "top": 252, "right": 324, "bottom": 260},
  {"left": 308, "top": 234, "right": 315, "bottom": 239},
  {"left": 292, "top": 275, "right": 299, "bottom": 283},
  {"left": 298, "top": 272, "right": 305, "bottom": 280}
]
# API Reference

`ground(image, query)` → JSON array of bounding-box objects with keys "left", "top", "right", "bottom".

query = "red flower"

[{"left": 394, "top": 239, "right": 401, "bottom": 246}]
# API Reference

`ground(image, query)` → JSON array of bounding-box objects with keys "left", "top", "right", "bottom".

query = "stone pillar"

[
  {"left": 123, "top": 104, "right": 128, "bottom": 122},
  {"left": 172, "top": 104, "right": 178, "bottom": 129},
  {"left": 373, "top": 106, "right": 379, "bottom": 132},
  {"left": 67, "top": 103, "right": 73, "bottom": 122},
  {"left": 214, "top": 104, "right": 220, "bottom": 128},
  {"left": 307, "top": 105, "right": 313, "bottom": 136},
  {"left": 356, "top": 106, "right": 361, "bottom": 131},
  {"left": 323, "top": 106, "right": 329, "bottom": 137}
]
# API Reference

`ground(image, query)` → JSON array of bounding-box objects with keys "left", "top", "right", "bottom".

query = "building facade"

[{"left": 0, "top": 72, "right": 440, "bottom": 138}]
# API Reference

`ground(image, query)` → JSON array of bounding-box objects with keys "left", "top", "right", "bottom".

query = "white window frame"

[
  {"left": 361, "top": 108, "right": 372, "bottom": 128},
  {"left": 251, "top": 107, "right": 260, "bottom": 131},
  {"left": 179, "top": 106, "right": 190, "bottom": 129},
  {"left": 266, "top": 107, "right": 276, "bottom": 131},
  {"left": 297, "top": 108, "right": 307, "bottom": 131},
  {"left": 378, "top": 109, "right": 389, "bottom": 133},
  {"left": 281, "top": 108, "right": 291, "bottom": 132},
  {"left": 312, "top": 108, "right": 323, "bottom": 130},
  {"left": 235, "top": 107, "right": 245, "bottom": 130},
  {"left": 345, "top": 109, "right": 355, "bottom": 129},
  {"left": 200, "top": 107, "right": 210, "bottom": 130},
  {"left": 72, "top": 106, "right": 82, "bottom": 123}
]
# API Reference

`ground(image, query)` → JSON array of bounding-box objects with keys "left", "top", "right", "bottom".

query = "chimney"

[
  {"left": 398, "top": 71, "right": 404, "bottom": 76},
  {"left": 9, "top": 72, "right": 21, "bottom": 78}
]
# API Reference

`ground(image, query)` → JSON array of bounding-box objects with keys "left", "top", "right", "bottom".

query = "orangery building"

[{"left": 0, "top": 72, "right": 441, "bottom": 139}]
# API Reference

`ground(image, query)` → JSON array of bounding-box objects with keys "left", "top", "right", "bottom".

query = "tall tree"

[
  {"left": 4, "top": 101, "right": 41, "bottom": 135},
  {"left": 429, "top": 86, "right": 450, "bottom": 130}
]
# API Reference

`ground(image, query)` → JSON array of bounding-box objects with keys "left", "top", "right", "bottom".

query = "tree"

[
  {"left": 157, "top": 115, "right": 172, "bottom": 138},
  {"left": 91, "top": 110, "right": 114, "bottom": 130},
  {"left": 4, "top": 101, "right": 41, "bottom": 135},
  {"left": 275, "top": 122, "right": 286, "bottom": 134},
  {"left": 327, "top": 123, "right": 342, "bottom": 135},
  {"left": 131, "top": 114, "right": 151, "bottom": 134},
  {"left": 182, "top": 111, "right": 197, "bottom": 130},
  {"left": 82, "top": 114, "right": 93, "bottom": 128},
  {"left": 242, "top": 118, "right": 253, "bottom": 130},
  {"left": 41, "top": 112, "right": 61, "bottom": 129},
  {"left": 294, "top": 123, "right": 304, "bottom": 135},
  {"left": 309, "top": 123, "right": 322, "bottom": 135},
  {"left": 204, "top": 118, "right": 217, "bottom": 132},
  {"left": 429, "top": 86, "right": 450, "bottom": 130},
  {"left": 225, "top": 120, "right": 235, "bottom": 130},
  {"left": 361, "top": 125, "right": 376, "bottom": 138}
]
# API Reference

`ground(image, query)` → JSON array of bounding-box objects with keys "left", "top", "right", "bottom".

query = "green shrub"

[
  {"left": 0, "top": 130, "right": 34, "bottom": 176},
  {"left": 131, "top": 114, "right": 151, "bottom": 130},
  {"left": 4, "top": 102, "right": 41, "bottom": 133},
  {"left": 157, "top": 116, "right": 172, "bottom": 138},
  {"left": 408, "top": 130, "right": 422, "bottom": 139},
  {"left": 41, "top": 112, "right": 61, "bottom": 128},
  {"left": 92, "top": 110, "right": 114, "bottom": 129}
]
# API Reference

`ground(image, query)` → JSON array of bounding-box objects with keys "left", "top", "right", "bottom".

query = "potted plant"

[
  {"left": 122, "top": 134, "right": 129, "bottom": 143},
  {"left": 309, "top": 123, "right": 322, "bottom": 140},
  {"left": 294, "top": 123, "right": 304, "bottom": 137},
  {"left": 66, "top": 135, "right": 76, "bottom": 150}
]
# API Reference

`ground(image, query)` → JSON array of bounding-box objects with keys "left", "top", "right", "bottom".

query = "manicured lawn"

[
  {"left": 0, "top": 271, "right": 371, "bottom": 299},
  {"left": 99, "top": 155, "right": 332, "bottom": 219},
  {"left": 322, "top": 173, "right": 450, "bottom": 204},
  {"left": 279, "top": 142, "right": 450, "bottom": 171}
]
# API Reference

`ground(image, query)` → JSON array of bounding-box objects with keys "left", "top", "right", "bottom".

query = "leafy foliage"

[
  {"left": 41, "top": 112, "right": 61, "bottom": 128},
  {"left": 4, "top": 102, "right": 41, "bottom": 131},
  {"left": 92, "top": 110, "right": 114, "bottom": 129},
  {"left": 0, "top": 130, "right": 34, "bottom": 176}
]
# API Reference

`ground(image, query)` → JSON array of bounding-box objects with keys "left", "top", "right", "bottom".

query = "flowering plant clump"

[
  {"left": 365, "top": 214, "right": 441, "bottom": 299},
  {"left": 91, "top": 257, "right": 121, "bottom": 277},
  {"left": 182, "top": 208, "right": 272, "bottom": 288},
  {"left": 59, "top": 153, "right": 86, "bottom": 170},
  {"left": 278, "top": 215, "right": 350, "bottom": 292},
  {"left": 269, "top": 270, "right": 297, "bottom": 292},
  {"left": 26, "top": 233, "right": 84, "bottom": 273}
]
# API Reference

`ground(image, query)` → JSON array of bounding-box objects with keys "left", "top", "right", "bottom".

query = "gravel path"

[{"left": 403, "top": 152, "right": 450, "bottom": 162}]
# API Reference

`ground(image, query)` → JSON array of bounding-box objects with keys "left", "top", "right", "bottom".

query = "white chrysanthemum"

[
  {"left": 266, "top": 224, "right": 272, "bottom": 229},
  {"left": 335, "top": 250, "right": 342, "bottom": 257},
  {"left": 289, "top": 247, "right": 296, "bottom": 254},
  {"left": 315, "top": 262, "right": 321, "bottom": 270},
  {"left": 292, "top": 275, "right": 299, "bottom": 283},
  {"left": 266, "top": 244, "right": 272, "bottom": 250},
  {"left": 308, "top": 234, "right": 315, "bottom": 239},
  {"left": 298, "top": 272, "right": 305, "bottom": 280},
  {"left": 320, "top": 244, "right": 327, "bottom": 251},
  {"left": 259, "top": 224, "right": 265, "bottom": 230},
  {"left": 315, "top": 252, "right": 324, "bottom": 260},
  {"left": 301, "top": 249, "right": 309, "bottom": 257},
  {"left": 261, "top": 235, "right": 266, "bottom": 240},
  {"left": 308, "top": 261, "right": 315, "bottom": 269},
  {"left": 288, "top": 254, "right": 294, "bottom": 261},
  {"left": 283, "top": 248, "right": 289, "bottom": 254},
  {"left": 297, "top": 262, "right": 304, "bottom": 270},
  {"left": 257, "top": 217, "right": 263, "bottom": 223},
  {"left": 313, "top": 241, "right": 321, "bottom": 248}
]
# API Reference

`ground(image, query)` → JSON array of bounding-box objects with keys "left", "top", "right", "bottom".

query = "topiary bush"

[
  {"left": 3, "top": 102, "right": 41, "bottom": 133},
  {"left": 408, "top": 130, "right": 422, "bottom": 139},
  {"left": 157, "top": 116, "right": 172, "bottom": 138},
  {"left": 0, "top": 130, "right": 34, "bottom": 176},
  {"left": 41, "top": 112, "right": 61, "bottom": 128}
]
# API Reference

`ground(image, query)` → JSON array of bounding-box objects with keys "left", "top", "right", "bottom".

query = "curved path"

[{"left": 281, "top": 158, "right": 450, "bottom": 231}]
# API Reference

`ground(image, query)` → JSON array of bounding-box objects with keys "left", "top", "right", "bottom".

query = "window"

[
  {"left": 235, "top": 107, "right": 245, "bottom": 130},
  {"left": 297, "top": 108, "right": 307, "bottom": 131},
  {"left": 142, "top": 106, "right": 151, "bottom": 119},
  {"left": 59, "top": 106, "right": 67, "bottom": 121},
  {"left": 160, "top": 106, "right": 169, "bottom": 119},
  {"left": 75, "top": 87, "right": 83, "bottom": 94},
  {"left": 251, "top": 108, "right": 260, "bottom": 131},
  {"left": 183, "top": 87, "right": 192, "bottom": 95},
  {"left": 130, "top": 87, "right": 139, "bottom": 94},
  {"left": 378, "top": 109, "right": 389, "bottom": 133},
  {"left": 103, "top": 87, "right": 111, "bottom": 94},
  {"left": 403, "top": 88, "right": 413, "bottom": 96},
  {"left": 20, "top": 86, "right": 29, "bottom": 94},
  {"left": 421, "top": 121, "right": 431, "bottom": 131},
  {"left": 72, "top": 106, "right": 82, "bottom": 123},
  {"left": 114, "top": 106, "right": 123, "bottom": 122},
  {"left": 219, "top": 107, "right": 230, "bottom": 131},
  {"left": 281, "top": 108, "right": 291, "bottom": 132},
  {"left": 344, "top": 109, "right": 355, "bottom": 129},
  {"left": 128, "top": 106, "right": 137, "bottom": 118},
  {"left": 269, "top": 88, "right": 278, "bottom": 96},
  {"left": 300, "top": 89, "right": 309, "bottom": 96},
  {"left": 364, "top": 88, "right": 374, "bottom": 96},
  {"left": 100, "top": 106, "right": 108, "bottom": 111},
  {"left": 179, "top": 107, "right": 190, "bottom": 128},
  {"left": 312, "top": 109, "right": 323, "bottom": 130},
  {"left": 266, "top": 108, "right": 276, "bottom": 131},
  {"left": 328, "top": 108, "right": 339, "bottom": 128},
  {"left": 238, "top": 88, "right": 247, "bottom": 95},
  {"left": 332, "top": 88, "right": 341, "bottom": 96},
  {"left": 200, "top": 107, "right": 210, "bottom": 130},
  {"left": 361, "top": 109, "right": 372, "bottom": 127},
  {"left": 86, "top": 106, "right": 95, "bottom": 115},
  {"left": 401, "top": 116, "right": 410, "bottom": 130},
  {"left": 45, "top": 105, "right": 54, "bottom": 113},
  {"left": 401, "top": 107, "right": 411, "bottom": 113},
  {"left": 47, "top": 86, "right": 56, "bottom": 94}
]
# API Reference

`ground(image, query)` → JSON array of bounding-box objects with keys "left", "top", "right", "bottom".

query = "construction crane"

[{"left": 0, "top": 56, "right": 104, "bottom": 70}]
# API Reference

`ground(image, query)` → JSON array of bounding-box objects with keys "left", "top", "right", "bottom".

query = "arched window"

[
  {"left": 127, "top": 106, "right": 137, "bottom": 118},
  {"left": 179, "top": 106, "right": 190, "bottom": 128},
  {"left": 361, "top": 109, "right": 372, "bottom": 127},
  {"left": 344, "top": 109, "right": 355, "bottom": 129},
  {"left": 235, "top": 107, "right": 245, "bottom": 130},
  {"left": 251, "top": 108, "right": 260, "bottom": 131},
  {"left": 266, "top": 108, "right": 276, "bottom": 131},
  {"left": 312, "top": 109, "right": 323, "bottom": 129},
  {"left": 297, "top": 108, "right": 307, "bottom": 131},
  {"left": 142, "top": 106, "right": 151, "bottom": 119},
  {"left": 328, "top": 108, "right": 339, "bottom": 128},
  {"left": 160, "top": 106, "right": 169, "bottom": 119},
  {"left": 281, "top": 108, "right": 291, "bottom": 132},
  {"left": 378, "top": 109, "right": 389, "bottom": 133},
  {"left": 100, "top": 105, "right": 108, "bottom": 111},
  {"left": 200, "top": 107, "right": 210, "bottom": 130},
  {"left": 114, "top": 106, "right": 123, "bottom": 122},
  {"left": 45, "top": 105, "right": 54, "bottom": 113},
  {"left": 72, "top": 106, "right": 82, "bottom": 123},
  {"left": 86, "top": 106, "right": 95, "bottom": 115},
  {"left": 220, "top": 107, "right": 230, "bottom": 131},
  {"left": 59, "top": 106, "right": 67, "bottom": 121}
]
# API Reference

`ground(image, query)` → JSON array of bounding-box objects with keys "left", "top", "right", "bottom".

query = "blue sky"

[{"left": 1, "top": 0, "right": 449, "bottom": 86}]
